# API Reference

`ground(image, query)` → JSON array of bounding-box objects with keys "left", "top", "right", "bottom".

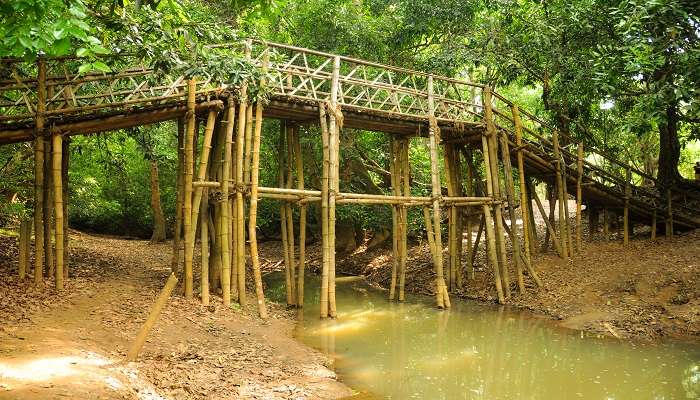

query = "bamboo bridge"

[{"left": 3, "top": 40, "right": 700, "bottom": 316}]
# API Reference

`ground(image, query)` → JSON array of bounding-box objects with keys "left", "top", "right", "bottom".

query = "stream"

[{"left": 265, "top": 273, "right": 700, "bottom": 399}]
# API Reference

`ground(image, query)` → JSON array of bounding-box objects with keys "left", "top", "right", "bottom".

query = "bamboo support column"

[
  {"left": 398, "top": 138, "right": 409, "bottom": 301},
  {"left": 43, "top": 138, "right": 54, "bottom": 278},
  {"left": 286, "top": 123, "right": 297, "bottom": 306},
  {"left": 200, "top": 189, "right": 209, "bottom": 306},
  {"left": 427, "top": 75, "right": 450, "bottom": 309},
  {"left": 651, "top": 209, "right": 657, "bottom": 240},
  {"left": 171, "top": 118, "right": 185, "bottom": 272},
  {"left": 529, "top": 181, "right": 564, "bottom": 257},
  {"left": 248, "top": 51, "right": 270, "bottom": 318},
  {"left": 498, "top": 132, "right": 526, "bottom": 293},
  {"left": 525, "top": 177, "right": 539, "bottom": 256},
  {"left": 484, "top": 87, "right": 511, "bottom": 298},
  {"left": 551, "top": 129, "right": 569, "bottom": 259},
  {"left": 52, "top": 132, "right": 64, "bottom": 290},
  {"left": 219, "top": 101, "right": 235, "bottom": 306},
  {"left": 480, "top": 132, "right": 506, "bottom": 302},
  {"left": 319, "top": 103, "right": 330, "bottom": 317},
  {"left": 561, "top": 158, "right": 574, "bottom": 255},
  {"left": 34, "top": 57, "right": 46, "bottom": 286},
  {"left": 623, "top": 168, "right": 631, "bottom": 246},
  {"left": 279, "top": 125, "right": 292, "bottom": 305},
  {"left": 389, "top": 137, "right": 401, "bottom": 300},
  {"left": 464, "top": 148, "right": 475, "bottom": 280},
  {"left": 189, "top": 110, "right": 219, "bottom": 259},
  {"left": 576, "top": 143, "right": 584, "bottom": 252},
  {"left": 512, "top": 105, "right": 532, "bottom": 264},
  {"left": 61, "top": 138, "right": 70, "bottom": 274},
  {"left": 444, "top": 145, "right": 459, "bottom": 291},
  {"left": 183, "top": 79, "right": 196, "bottom": 298},
  {"left": 18, "top": 220, "right": 31, "bottom": 279},
  {"left": 327, "top": 56, "right": 341, "bottom": 317},
  {"left": 294, "top": 126, "right": 307, "bottom": 307}
]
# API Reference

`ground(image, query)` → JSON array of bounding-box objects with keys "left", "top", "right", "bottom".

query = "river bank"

[
  {"left": 0, "top": 231, "right": 352, "bottom": 400},
  {"left": 330, "top": 228, "right": 700, "bottom": 342}
]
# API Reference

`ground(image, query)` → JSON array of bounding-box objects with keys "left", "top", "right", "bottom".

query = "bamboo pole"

[
  {"left": 43, "top": 138, "right": 54, "bottom": 278},
  {"left": 469, "top": 215, "right": 485, "bottom": 269},
  {"left": 484, "top": 87, "right": 510, "bottom": 298},
  {"left": 651, "top": 209, "right": 657, "bottom": 240},
  {"left": 528, "top": 181, "right": 564, "bottom": 257},
  {"left": 61, "top": 137, "right": 70, "bottom": 275},
  {"left": 444, "top": 144, "right": 456, "bottom": 291},
  {"left": 235, "top": 88, "right": 249, "bottom": 305},
  {"left": 219, "top": 100, "right": 235, "bottom": 307},
  {"left": 249, "top": 51, "right": 270, "bottom": 319},
  {"left": 171, "top": 118, "right": 185, "bottom": 273},
  {"left": 278, "top": 123, "right": 293, "bottom": 305},
  {"left": 464, "top": 148, "right": 475, "bottom": 280},
  {"left": 623, "top": 168, "right": 631, "bottom": 246},
  {"left": 498, "top": 131, "right": 525, "bottom": 293},
  {"left": 397, "top": 138, "right": 409, "bottom": 301},
  {"left": 525, "top": 177, "right": 538, "bottom": 256},
  {"left": 328, "top": 56, "right": 341, "bottom": 318},
  {"left": 427, "top": 76, "right": 449, "bottom": 309},
  {"left": 189, "top": 110, "right": 218, "bottom": 256},
  {"left": 126, "top": 273, "right": 178, "bottom": 361},
  {"left": 18, "top": 220, "right": 30, "bottom": 279},
  {"left": 389, "top": 138, "right": 399, "bottom": 300},
  {"left": 286, "top": 123, "right": 297, "bottom": 306},
  {"left": 183, "top": 79, "right": 196, "bottom": 298},
  {"left": 576, "top": 143, "right": 584, "bottom": 252},
  {"left": 482, "top": 204, "right": 505, "bottom": 304},
  {"left": 294, "top": 126, "right": 307, "bottom": 307},
  {"left": 561, "top": 153, "right": 574, "bottom": 255},
  {"left": 551, "top": 129, "right": 569, "bottom": 258},
  {"left": 512, "top": 105, "right": 532, "bottom": 264},
  {"left": 200, "top": 189, "right": 209, "bottom": 306},
  {"left": 319, "top": 103, "right": 330, "bottom": 318},
  {"left": 52, "top": 132, "right": 64, "bottom": 290},
  {"left": 34, "top": 57, "right": 46, "bottom": 286}
]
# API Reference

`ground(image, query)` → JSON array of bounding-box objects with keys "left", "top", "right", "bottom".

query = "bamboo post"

[
  {"left": 528, "top": 181, "right": 564, "bottom": 257},
  {"left": 279, "top": 124, "right": 293, "bottom": 305},
  {"left": 189, "top": 110, "right": 219, "bottom": 256},
  {"left": 61, "top": 137, "right": 70, "bottom": 275},
  {"left": 52, "top": 132, "right": 64, "bottom": 290},
  {"left": 398, "top": 138, "right": 409, "bottom": 301},
  {"left": 464, "top": 148, "right": 475, "bottom": 280},
  {"left": 126, "top": 273, "right": 178, "bottom": 361},
  {"left": 469, "top": 215, "right": 485, "bottom": 269},
  {"left": 576, "top": 143, "right": 584, "bottom": 252},
  {"left": 248, "top": 50, "right": 270, "bottom": 319},
  {"left": 294, "top": 126, "right": 307, "bottom": 307},
  {"left": 18, "top": 220, "right": 30, "bottom": 279},
  {"left": 327, "top": 56, "right": 341, "bottom": 317},
  {"left": 183, "top": 79, "right": 196, "bottom": 298},
  {"left": 484, "top": 87, "right": 511, "bottom": 298},
  {"left": 235, "top": 93, "right": 248, "bottom": 305},
  {"left": 624, "top": 168, "right": 631, "bottom": 246},
  {"left": 286, "top": 123, "right": 297, "bottom": 306},
  {"left": 561, "top": 158, "right": 574, "bottom": 255},
  {"left": 200, "top": 189, "right": 209, "bottom": 306},
  {"left": 482, "top": 204, "right": 505, "bottom": 304},
  {"left": 43, "top": 138, "right": 54, "bottom": 278},
  {"left": 525, "top": 177, "right": 538, "bottom": 256},
  {"left": 551, "top": 129, "right": 569, "bottom": 259},
  {"left": 480, "top": 132, "right": 507, "bottom": 300},
  {"left": 651, "top": 209, "right": 657, "bottom": 240},
  {"left": 423, "top": 206, "right": 437, "bottom": 269},
  {"left": 512, "top": 105, "right": 532, "bottom": 264},
  {"left": 34, "top": 57, "right": 46, "bottom": 286},
  {"left": 389, "top": 138, "right": 399, "bottom": 300},
  {"left": 498, "top": 132, "right": 525, "bottom": 293},
  {"left": 319, "top": 103, "right": 330, "bottom": 318},
  {"left": 243, "top": 40, "right": 253, "bottom": 186},
  {"left": 427, "top": 75, "right": 450, "bottom": 309},
  {"left": 171, "top": 118, "right": 185, "bottom": 273},
  {"left": 444, "top": 145, "right": 458, "bottom": 291},
  {"left": 219, "top": 100, "right": 235, "bottom": 306}
]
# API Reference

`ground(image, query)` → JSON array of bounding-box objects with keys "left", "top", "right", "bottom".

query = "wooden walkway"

[{"left": 3, "top": 39, "right": 699, "bottom": 314}]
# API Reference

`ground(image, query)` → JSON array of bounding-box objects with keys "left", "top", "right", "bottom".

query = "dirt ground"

[
  {"left": 0, "top": 231, "right": 351, "bottom": 400},
  {"left": 336, "top": 209, "right": 700, "bottom": 342}
]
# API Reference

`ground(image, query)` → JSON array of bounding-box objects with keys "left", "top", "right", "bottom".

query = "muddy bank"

[
  {"left": 0, "top": 232, "right": 351, "bottom": 400},
  {"left": 327, "top": 228, "right": 700, "bottom": 342}
]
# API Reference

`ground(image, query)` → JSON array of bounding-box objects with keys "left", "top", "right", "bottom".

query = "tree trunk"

[
  {"left": 657, "top": 104, "right": 682, "bottom": 190},
  {"left": 149, "top": 158, "right": 167, "bottom": 243}
]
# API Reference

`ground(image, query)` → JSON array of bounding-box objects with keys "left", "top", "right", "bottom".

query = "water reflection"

[{"left": 267, "top": 274, "right": 700, "bottom": 400}]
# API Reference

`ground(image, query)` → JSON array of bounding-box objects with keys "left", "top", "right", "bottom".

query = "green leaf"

[
  {"left": 76, "top": 47, "right": 89, "bottom": 57},
  {"left": 92, "top": 61, "right": 112, "bottom": 73},
  {"left": 53, "top": 38, "right": 71, "bottom": 55},
  {"left": 91, "top": 45, "right": 110, "bottom": 55},
  {"left": 78, "top": 63, "right": 92, "bottom": 74},
  {"left": 69, "top": 5, "right": 87, "bottom": 19}
]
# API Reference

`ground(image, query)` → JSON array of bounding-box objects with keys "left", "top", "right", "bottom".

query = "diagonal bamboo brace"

[{"left": 127, "top": 273, "right": 178, "bottom": 361}]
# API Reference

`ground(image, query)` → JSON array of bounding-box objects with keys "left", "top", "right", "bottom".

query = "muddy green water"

[{"left": 265, "top": 274, "right": 700, "bottom": 399}]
